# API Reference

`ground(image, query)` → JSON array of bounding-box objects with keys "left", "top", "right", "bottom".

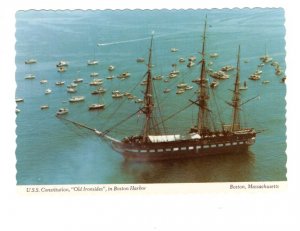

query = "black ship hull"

[{"left": 110, "top": 133, "right": 256, "bottom": 161}]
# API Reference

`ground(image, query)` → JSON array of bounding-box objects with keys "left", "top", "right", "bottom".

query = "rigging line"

[
  {"left": 154, "top": 102, "right": 194, "bottom": 129},
  {"left": 240, "top": 95, "right": 260, "bottom": 106},
  {"left": 103, "top": 108, "right": 143, "bottom": 135},
  {"left": 152, "top": 80, "right": 167, "bottom": 133},
  {"left": 103, "top": 72, "right": 147, "bottom": 124},
  {"left": 210, "top": 87, "right": 225, "bottom": 128},
  {"left": 58, "top": 117, "right": 96, "bottom": 132}
]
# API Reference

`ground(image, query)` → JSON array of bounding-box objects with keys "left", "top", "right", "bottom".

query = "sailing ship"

[{"left": 60, "top": 19, "right": 257, "bottom": 161}]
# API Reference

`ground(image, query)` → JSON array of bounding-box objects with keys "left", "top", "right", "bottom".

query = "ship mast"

[
  {"left": 231, "top": 45, "right": 241, "bottom": 131},
  {"left": 197, "top": 17, "right": 210, "bottom": 135},
  {"left": 142, "top": 34, "right": 155, "bottom": 142}
]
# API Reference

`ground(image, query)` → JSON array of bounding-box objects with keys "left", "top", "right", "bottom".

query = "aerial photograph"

[{"left": 15, "top": 8, "right": 286, "bottom": 185}]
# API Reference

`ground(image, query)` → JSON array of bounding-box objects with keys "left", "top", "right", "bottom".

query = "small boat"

[
  {"left": 221, "top": 65, "right": 234, "bottom": 72},
  {"left": 56, "top": 60, "right": 69, "bottom": 67},
  {"left": 207, "top": 61, "right": 213, "bottom": 66},
  {"left": 24, "top": 74, "right": 35, "bottom": 80},
  {"left": 135, "top": 99, "right": 143, "bottom": 103},
  {"left": 69, "top": 96, "right": 85, "bottom": 103},
  {"left": 260, "top": 55, "right": 272, "bottom": 63},
  {"left": 210, "top": 80, "right": 219, "bottom": 88},
  {"left": 171, "top": 48, "right": 179, "bottom": 52},
  {"left": 127, "top": 95, "right": 135, "bottom": 100},
  {"left": 90, "top": 72, "right": 99, "bottom": 77},
  {"left": 163, "top": 88, "right": 171, "bottom": 93},
  {"left": 117, "top": 72, "right": 131, "bottom": 79},
  {"left": 209, "top": 71, "right": 229, "bottom": 80},
  {"left": 25, "top": 59, "right": 37, "bottom": 64},
  {"left": 254, "top": 70, "right": 263, "bottom": 75},
  {"left": 188, "top": 56, "right": 196, "bottom": 62},
  {"left": 15, "top": 98, "right": 24, "bottom": 103},
  {"left": 179, "top": 58, "right": 185, "bottom": 63},
  {"left": 112, "top": 90, "right": 124, "bottom": 98},
  {"left": 91, "top": 87, "right": 106, "bottom": 95},
  {"left": 169, "top": 69, "right": 180, "bottom": 76},
  {"left": 56, "top": 108, "right": 69, "bottom": 116},
  {"left": 89, "top": 79, "right": 103, "bottom": 86},
  {"left": 40, "top": 105, "right": 49, "bottom": 110},
  {"left": 187, "top": 61, "right": 195, "bottom": 68},
  {"left": 15, "top": 108, "right": 21, "bottom": 113},
  {"left": 153, "top": 75, "right": 163, "bottom": 80},
  {"left": 140, "top": 80, "right": 147, "bottom": 85},
  {"left": 136, "top": 57, "right": 145, "bottom": 63},
  {"left": 73, "top": 78, "right": 84, "bottom": 83},
  {"left": 87, "top": 60, "right": 99, "bottom": 65},
  {"left": 45, "top": 89, "right": 52, "bottom": 94},
  {"left": 281, "top": 76, "right": 286, "bottom": 83},
  {"left": 40, "top": 80, "right": 48, "bottom": 84},
  {"left": 55, "top": 81, "right": 65, "bottom": 86},
  {"left": 106, "top": 75, "right": 115, "bottom": 80},
  {"left": 239, "top": 81, "right": 248, "bottom": 90},
  {"left": 108, "top": 65, "right": 115, "bottom": 71},
  {"left": 177, "top": 83, "right": 188, "bottom": 89},
  {"left": 271, "top": 61, "right": 279, "bottom": 68},
  {"left": 67, "top": 88, "right": 77, "bottom": 93},
  {"left": 275, "top": 68, "right": 282, "bottom": 76},
  {"left": 68, "top": 83, "right": 78, "bottom": 88},
  {"left": 168, "top": 73, "right": 178, "bottom": 78},
  {"left": 176, "top": 89, "right": 185, "bottom": 94},
  {"left": 262, "top": 80, "right": 270, "bottom": 84},
  {"left": 209, "top": 53, "right": 219, "bottom": 58},
  {"left": 258, "top": 63, "right": 265, "bottom": 67},
  {"left": 124, "top": 92, "right": 132, "bottom": 96},
  {"left": 185, "top": 86, "right": 193, "bottom": 90},
  {"left": 249, "top": 74, "right": 261, "bottom": 80},
  {"left": 89, "top": 103, "right": 105, "bottom": 110}
]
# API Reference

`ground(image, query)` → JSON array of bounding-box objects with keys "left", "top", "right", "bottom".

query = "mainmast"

[
  {"left": 231, "top": 45, "right": 241, "bottom": 131},
  {"left": 197, "top": 16, "right": 210, "bottom": 135},
  {"left": 142, "top": 34, "right": 155, "bottom": 142}
]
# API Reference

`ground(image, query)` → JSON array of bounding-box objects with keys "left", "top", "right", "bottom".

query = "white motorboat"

[
  {"left": 15, "top": 98, "right": 24, "bottom": 103},
  {"left": 56, "top": 60, "right": 69, "bottom": 67},
  {"left": 73, "top": 78, "right": 84, "bottom": 83},
  {"left": 112, "top": 90, "right": 124, "bottom": 98},
  {"left": 89, "top": 103, "right": 105, "bottom": 110},
  {"left": 87, "top": 60, "right": 99, "bottom": 65},
  {"left": 25, "top": 74, "right": 35, "bottom": 80},
  {"left": 55, "top": 81, "right": 65, "bottom": 86},
  {"left": 108, "top": 65, "right": 115, "bottom": 71},
  {"left": 40, "top": 105, "right": 49, "bottom": 110},
  {"left": 90, "top": 72, "right": 99, "bottom": 77},
  {"left": 40, "top": 79, "right": 48, "bottom": 84},
  {"left": 25, "top": 59, "right": 37, "bottom": 64},
  {"left": 136, "top": 57, "right": 145, "bottom": 63},
  {"left": 221, "top": 65, "right": 234, "bottom": 72},
  {"left": 45, "top": 89, "right": 52, "bottom": 94},
  {"left": 69, "top": 96, "right": 85, "bottom": 103},
  {"left": 56, "top": 108, "right": 69, "bottom": 116}
]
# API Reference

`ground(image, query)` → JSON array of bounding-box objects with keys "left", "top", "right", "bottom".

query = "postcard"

[{"left": 1, "top": 0, "right": 298, "bottom": 230}]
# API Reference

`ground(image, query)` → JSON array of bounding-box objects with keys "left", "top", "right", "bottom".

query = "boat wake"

[{"left": 97, "top": 36, "right": 152, "bottom": 47}]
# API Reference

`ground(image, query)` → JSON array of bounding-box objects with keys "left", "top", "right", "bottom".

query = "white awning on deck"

[{"left": 148, "top": 135, "right": 181, "bottom": 143}]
